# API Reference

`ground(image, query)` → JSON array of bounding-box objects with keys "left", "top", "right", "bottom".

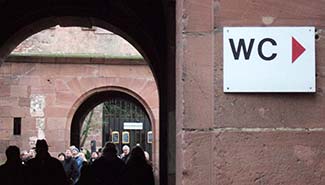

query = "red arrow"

[{"left": 292, "top": 37, "right": 306, "bottom": 63}]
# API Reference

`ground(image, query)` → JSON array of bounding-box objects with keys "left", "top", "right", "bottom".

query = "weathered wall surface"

[
  {"left": 0, "top": 58, "right": 159, "bottom": 165},
  {"left": 12, "top": 27, "right": 141, "bottom": 57},
  {"left": 177, "top": 0, "right": 325, "bottom": 184}
]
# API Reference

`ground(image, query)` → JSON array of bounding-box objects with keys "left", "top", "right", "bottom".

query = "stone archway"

[
  {"left": 0, "top": 2, "right": 175, "bottom": 184},
  {"left": 67, "top": 87, "right": 159, "bottom": 175}
]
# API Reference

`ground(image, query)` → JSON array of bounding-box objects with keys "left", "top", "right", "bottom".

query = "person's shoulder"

[
  {"left": 91, "top": 156, "right": 103, "bottom": 165},
  {"left": 0, "top": 162, "right": 5, "bottom": 167},
  {"left": 0, "top": 164, "right": 6, "bottom": 177},
  {"left": 145, "top": 163, "right": 153, "bottom": 171},
  {"left": 114, "top": 157, "right": 125, "bottom": 164},
  {"left": 0, "top": 163, "right": 5, "bottom": 171},
  {"left": 49, "top": 156, "right": 63, "bottom": 165},
  {"left": 25, "top": 157, "right": 37, "bottom": 165}
]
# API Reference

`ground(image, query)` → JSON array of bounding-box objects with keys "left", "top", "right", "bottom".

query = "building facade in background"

[{"left": 0, "top": 27, "right": 159, "bottom": 174}]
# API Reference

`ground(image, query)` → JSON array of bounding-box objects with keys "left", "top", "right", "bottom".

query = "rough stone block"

[
  {"left": 215, "top": 0, "right": 325, "bottom": 27},
  {"left": 8, "top": 139, "right": 22, "bottom": 148},
  {"left": 183, "top": 0, "right": 214, "bottom": 32},
  {"left": 18, "top": 97, "right": 30, "bottom": 107},
  {"left": 0, "top": 140, "right": 9, "bottom": 153},
  {"left": 126, "top": 78, "right": 148, "bottom": 93},
  {"left": 45, "top": 129, "right": 66, "bottom": 142},
  {"left": 140, "top": 81, "right": 157, "bottom": 98},
  {"left": 11, "top": 85, "right": 29, "bottom": 97},
  {"left": 33, "top": 64, "right": 59, "bottom": 77},
  {"left": 9, "top": 63, "right": 36, "bottom": 76},
  {"left": 55, "top": 92, "right": 77, "bottom": 106},
  {"left": 21, "top": 117, "right": 36, "bottom": 130},
  {"left": 0, "top": 85, "right": 10, "bottom": 97},
  {"left": 144, "top": 91, "right": 159, "bottom": 109},
  {"left": 0, "top": 97, "right": 18, "bottom": 106},
  {"left": 181, "top": 131, "right": 214, "bottom": 185},
  {"left": 55, "top": 64, "right": 97, "bottom": 77},
  {"left": 67, "top": 78, "right": 82, "bottom": 94},
  {"left": 0, "top": 63, "right": 11, "bottom": 75},
  {"left": 93, "top": 77, "right": 108, "bottom": 88},
  {"left": 214, "top": 31, "right": 223, "bottom": 69},
  {"left": 45, "top": 107, "right": 69, "bottom": 117},
  {"left": 0, "top": 118, "right": 12, "bottom": 130},
  {"left": 213, "top": 131, "right": 325, "bottom": 185},
  {"left": 46, "top": 117, "right": 67, "bottom": 130},
  {"left": 78, "top": 77, "right": 99, "bottom": 91},
  {"left": 30, "top": 85, "right": 55, "bottom": 95},
  {"left": 54, "top": 80, "right": 70, "bottom": 92},
  {"left": 45, "top": 94, "right": 56, "bottom": 106},
  {"left": 19, "top": 77, "right": 41, "bottom": 86},
  {"left": 183, "top": 34, "right": 214, "bottom": 129},
  {"left": 103, "top": 66, "right": 149, "bottom": 79},
  {"left": 0, "top": 106, "right": 11, "bottom": 117},
  {"left": 215, "top": 93, "right": 325, "bottom": 128},
  {"left": 0, "top": 130, "right": 11, "bottom": 139}
]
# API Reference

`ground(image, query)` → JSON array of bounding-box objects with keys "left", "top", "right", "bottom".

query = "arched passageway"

[
  {"left": 69, "top": 89, "right": 159, "bottom": 174},
  {"left": 0, "top": 1, "right": 176, "bottom": 185}
]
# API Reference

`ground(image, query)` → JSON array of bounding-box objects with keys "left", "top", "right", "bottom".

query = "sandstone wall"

[
  {"left": 0, "top": 58, "right": 159, "bottom": 166},
  {"left": 176, "top": 0, "right": 325, "bottom": 184}
]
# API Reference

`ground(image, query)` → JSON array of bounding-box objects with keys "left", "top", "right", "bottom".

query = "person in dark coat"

[
  {"left": 25, "top": 139, "right": 69, "bottom": 185},
  {"left": 89, "top": 151, "right": 98, "bottom": 165},
  {"left": 64, "top": 148, "right": 79, "bottom": 185},
  {"left": 58, "top": 152, "right": 66, "bottom": 163},
  {"left": 122, "top": 146, "right": 155, "bottom": 185},
  {"left": 89, "top": 142, "right": 125, "bottom": 185},
  {"left": 0, "top": 145, "right": 26, "bottom": 185},
  {"left": 75, "top": 159, "right": 90, "bottom": 185},
  {"left": 120, "top": 145, "right": 130, "bottom": 164}
]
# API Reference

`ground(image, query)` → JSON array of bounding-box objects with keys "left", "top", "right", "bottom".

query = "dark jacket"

[
  {"left": 121, "top": 154, "right": 129, "bottom": 164},
  {"left": 122, "top": 161, "right": 155, "bottom": 185},
  {"left": 90, "top": 154, "right": 125, "bottom": 185},
  {"left": 63, "top": 157, "right": 79, "bottom": 183},
  {"left": 25, "top": 152, "right": 69, "bottom": 185},
  {"left": 75, "top": 161, "right": 90, "bottom": 185},
  {"left": 0, "top": 160, "right": 26, "bottom": 185}
]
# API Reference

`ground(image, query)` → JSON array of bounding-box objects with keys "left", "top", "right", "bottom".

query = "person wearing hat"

[
  {"left": 69, "top": 145, "right": 83, "bottom": 181},
  {"left": 25, "top": 139, "right": 69, "bottom": 185}
]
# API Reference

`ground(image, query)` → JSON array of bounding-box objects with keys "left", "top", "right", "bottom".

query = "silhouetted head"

[
  {"left": 102, "top": 142, "right": 117, "bottom": 155},
  {"left": 34, "top": 139, "right": 49, "bottom": 153},
  {"left": 128, "top": 146, "right": 146, "bottom": 164},
  {"left": 5, "top": 145, "right": 21, "bottom": 162}
]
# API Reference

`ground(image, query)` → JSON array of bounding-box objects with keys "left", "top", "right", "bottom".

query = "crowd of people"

[{"left": 0, "top": 139, "right": 154, "bottom": 185}]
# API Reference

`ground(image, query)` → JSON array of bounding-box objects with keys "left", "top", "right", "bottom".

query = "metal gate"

[{"left": 102, "top": 97, "right": 152, "bottom": 156}]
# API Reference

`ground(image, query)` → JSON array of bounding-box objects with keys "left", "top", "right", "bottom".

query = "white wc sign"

[{"left": 223, "top": 27, "right": 315, "bottom": 92}]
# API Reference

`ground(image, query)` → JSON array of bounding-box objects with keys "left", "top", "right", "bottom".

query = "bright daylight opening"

[{"left": 0, "top": 25, "right": 159, "bottom": 183}]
